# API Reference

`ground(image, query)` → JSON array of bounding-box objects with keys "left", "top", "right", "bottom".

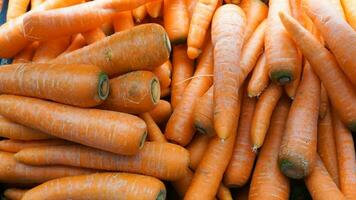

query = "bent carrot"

[
  {"left": 153, "top": 61, "right": 172, "bottom": 90},
  {"left": 6, "top": 0, "right": 30, "bottom": 21},
  {"left": 3, "top": 188, "right": 28, "bottom": 200},
  {"left": 341, "top": 0, "right": 356, "bottom": 29},
  {"left": 146, "top": 0, "right": 162, "bottom": 18},
  {"left": 58, "top": 34, "right": 87, "bottom": 56},
  {"left": 15, "top": 142, "right": 189, "bottom": 181},
  {"left": 193, "top": 86, "right": 214, "bottom": 136},
  {"left": 0, "top": 95, "right": 147, "bottom": 156},
  {"left": 247, "top": 53, "right": 269, "bottom": 97},
  {"left": 319, "top": 84, "right": 329, "bottom": 119},
  {"left": 186, "top": 133, "right": 211, "bottom": 170},
  {"left": 217, "top": 184, "right": 232, "bottom": 200},
  {"left": 279, "top": 11, "right": 356, "bottom": 132},
  {"left": 132, "top": 5, "right": 147, "bottom": 23},
  {"left": 12, "top": 42, "right": 39, "bottom": 63},
  {"left": 212, "top": 4, "right": 246, "bottom": 139},
  {"left": 149, "top": 100, "right": 172, "bottom": 124},
  {"left": 22, "top": 173, "right": 166, "bottom": 200},
  {"left": 0, "top": 139, "right": 69, "bottom": 153},
  {"left": 32, "top": 37, "right": 71, "bottom": 62},
  {"left": 249, "top": 97, "right": 291, "bottom": 200},
  {"left": 112, "top": 11, "right": 134, "bottom": 32},
  {"left": 139, "top": 113, "right": 167, "bottom": 143},
  {"left": 81, "top": 28, "right": 106, "bottom": 45},
  {"left": 31, "top": 0, "right": 44, "bottom": 9},
  {"left": 53, "top": 24, "right": 171, "bottom": 77}
]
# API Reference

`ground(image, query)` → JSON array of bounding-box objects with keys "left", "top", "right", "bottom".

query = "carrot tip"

[
  {"left": 279, "top": 159, "right": 305, "bottom": 179},
  {"left": 187, "top": 47, "right": 201, "bottom": 60},
  {"left": 270, "top": 71, "right": 293, "bottom": 85},
  {"left": 98, "top": 72, "right": 110, "bottom": 100},
  {"left": 151, "top": 78, "right": 161, "bottom": 104},
  {"left": 156, "top": 189, "right": 167, "bottom": 200},
  {"left": 140, "top": 131, "right": 148, "bottom": 149}
]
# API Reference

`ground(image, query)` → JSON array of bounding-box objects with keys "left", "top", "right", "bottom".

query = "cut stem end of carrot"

[
  {"left": 98, "top": 72, "right": 110, "bottom": 100},
  {"left": 164, "top": 33, "right": 172, "bottom": 55},
  {"left": 279, "top": 159, "right": 305, "bottom": 179},
  {"left": 140, "top": 131, "right": 148, "bottom": 149},
  {"left": 270, "top": 71, "right": 292, "bottom": 85},
  {"left": 151, "top": 78, "right": 161, "bottom": 105},
  {"left": 156, "top": 189, "right": 167, "bottom": 200}
]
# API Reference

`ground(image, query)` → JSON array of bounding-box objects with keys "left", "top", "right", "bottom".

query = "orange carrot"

[
  {"left": 186, "top": 133, "right": 211, "bottom": 170},
  {"left": 217, "top": 184, "right": 233, "bottom": 200},
  {"left": 149, "top": 100, "right": 172, "bottom": 124},
  {"left": 12, "top": 42, "right": 39, "bottom": 63},
  {"left": 0, "top": 63, "right": 109, "bottom": 107},
  {"left": 279, "top": 11, "right": 356, "bottom": 132},
  {"left": 247, "top": 53, "right": 269, "bottom": 97},
  {"left": 21, "top": 173, "right": 166, "bottom": 200},
  {"left": 224, "top": 91, "right": 257, "bottom": 187},
  {"left": 31, "top": 0, "right": 44, "bottom": 9},
  {"left": 153, "top": 61, "right": 172, "bottom": 90},
  {"left": 251, "top": 83, "right": 283, "bottom": 149},
  {"left": 224, "top": 0, "right": 240, "bottom": 4},
  {"left": 3, "top": 188, "right": 28, "bottom": 200},
  {"left": 53, "top": 24, "right": 171, "bottom": 77},
  {"left": 319, "top": 84, "right": 329, "bottom": 119},
  {"left": 163, "top": 0, "right": 190, "bottom": 44},
  {"left": 58, "top": 34, "right": 86, "bottom": 56},
  {"left": 171, "top": 44, "right": 195, "bottom": 108},
  {"left": 165, "top": 41, "right": 214, "bottom": 146},
  {"left": 249, "top": 97, "right": 291, "bottom": 200},
  {"left": 132, "top": 5, "right": 147, "bottom": 23},
  {"left": 32, "top": 37, "right": 71, "bottom": 62},
  {"left": 6, "top": 0, "right": 30, "bottom": 21},
  {"left": 185, "top": 0, "right": 198, "bottom": 18},
  {"left": 172, "top": 169, "right": 194, "bottom": 197},
  {"left": 341, "top": 0, "right": 356, "bottom": 29},
  {"left": 139, "top": 113, "right": 167, "bottom": 142},
  {"left": 0, "top": 95, "right": 147, "bottom": 156},
  {"left": 146, "top": 0, "right": 162, "bottom": 18},
  {"left": 15, "top": 142, "right": 189, "bottom": 181},
  {"left": 160, "top": 87, "right": 170, "bottom": 98},
  {"left": 81, "top": 28, "right": 106, "bottom": 45},
  {"left": 0, "top": 139, "right": 70, "bottom": 153},
  {"left": 112, "top": 11, "right": 134, "bottom": 32},
  {"left": 193, "top": 86, "right": 214, "bottom": 136},
  {"left": 212, "top": 4, "right": 246, "bottom": 139}
]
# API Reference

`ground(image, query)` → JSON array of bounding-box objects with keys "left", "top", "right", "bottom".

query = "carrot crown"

[{"left": 98, "top": 72, "right": 109, "bottom": 100}]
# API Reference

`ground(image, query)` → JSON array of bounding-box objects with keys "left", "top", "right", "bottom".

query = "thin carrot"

[
  {"left": 341, "top": 0, "right": 356, "bottom": 29},
  {"left": 81, "top": 28, "right": 106, "bottom": 45},
  {"left": 0, "top": 139, "right": 70, "bottom": 153},
  {"left": 3, "top": 188, "right": 28, "bottom": 200},
  {"left": 185, "top": 0, "right": 198, "bottom": 18},
  {"left": 216, "top": 184, "right": 233, "bottom": 200},
  {"left": 132, "top": 5, "right": 147, "bottom": 23},
  {"left": 247, "top": 53, "right": 269, "bottom": 97},
  {"left": 153, "top": 61, "right": 172, "bottom": 90},
  {"left": 319, "top": 84, "right": 329, "bottom": 119},
  {"left": 31, "top": 0, "right": 44, "bottom": 9},
  {"left": 0, "top": 95, "right": 147, "bottom": 156},
  {"left": 163, "top": 0, "right": 190, "bottom": 44},
  {"left": 58, "top": 34, "right": 86, "bottom": 56},
  {"left": 165, "top": 41, "right": 214, "bottom": 146},
  {"left": 112, "top": 11, "right": 134, "bottom": 32},
  {"left": 15, "top": 142, "right": 189, "bottom": 181},
  {"left": 53, "top": 24, "right": 171, "bottom": 77},
  {"left": 32, "top": 37, "right": 71, "bottom": 62},
  {"left": 249, "top": 97, "right": 291, "bottom": 200},
  {"left": 149, "top": 100, "right": 172, "bottom": 124},
  {"left": 186, "top": 133, "right": 211, "bottom": 170},
  {"left": 193, "top": 86, "right": 214, "bottom": 136},
  {"left": 139, "top": 113, "right": 167, "bottom": 142},
  {"left": 6, "top": 0, "right": 30, "bottom": 21},
  {"left": 224, "top": 91, "right": 257, "bottom": 187},
  {"left": 21, "top": 173, "right": 166, "bottom": 200},
  {"left": 171, "top": 44, "right": 194, "bottom": 108},
  {"left": 12, "top": 42, "right": 39, "bottom": 63},
  {"left": 279, "top": 11, "right": 356, "bottom": 132},
  {"left": 146, "top": 0, "right": 162, "bottom": 18}
]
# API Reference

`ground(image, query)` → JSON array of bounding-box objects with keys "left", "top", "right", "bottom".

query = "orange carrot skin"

[
  {"left": 0, "top": 63, "right": 109, "bottom": 107},
  {"left": 32, "top": 37, "right": 71, "bottom": 62},
  {"left": 12, "top": 42, "right": 39, "bottom": 63},
  {"left": 224, "top": 92, "right": 257, "bottom": 187},
  {"left": 21, "top": 173, "right": 166, "bottom": 200},
  {"left": 3, "top": 188, "right": 28, "bottom": 200},
  {"left": 185, "top": 0, "right": 198, "bottom": 18},
  {"left": 7, "top": 0, "right": 31, "bottom": 21},
  {"left": 149, "top": 100, "right": 172, "bottom": 124},
  {"left": 217, "top": 184, "right": 233, "bottom": 200},
  {"left": 319, "top": 84, "right": 329, "bottom": 119},
  {"left": 249, "top": 97, "right": 291, "bottom": 200},
  {"left": 53, "top": 24, "right": 171, "bottom": 77},
  {"left": 112, "top": 11, "right": 134, "bottom": 32},
  {"left": 172, "top": 169, "right": 194, "bottom": 197},
  {"left": 81, "top": 28, "right": 106, "bottom": 45},
  {"left": 341, "top": 0, "right": 356, "bottom": 29},
  {"left": 146, "top": 0, "right": 162, "bottom": 18},
  {"left": 15, "top": 142, "right": 189, "bottom": 181},
  {"left": 132, "top": 5, "right": 147, "bottom": 23},
  {"left": 59, "top": 34, "right": 87, "bottom": 56},
  {"left": 31, "top": 0, "right": 45, "bottom": 9},
  {"left": 212, "top": 4, "right": 246, "bottom": 139},
  {"left": 247, "top": 53, "right": 269, "bottom": 97},
  {"left": 186, "top": 133, "right": 211, "bottom": 170},
  {"left": 193, "top": 86, "right": 214, "bottom": 136},
  {"left": 153, "top": 61, "right": 172, "bottom": 89},
  {"left": 139, "top": 113, "right": 167, "bottom": 143},
  {"left": 0, "top": 139, "right": 70, "bottom": 153},
  {"left": 0, "top": 95, "right": 147, "bottom": 156}
]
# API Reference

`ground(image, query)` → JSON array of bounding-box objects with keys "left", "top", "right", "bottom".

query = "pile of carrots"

[{"left": 0, "top": 0, "right": 355, "bottom": 199}]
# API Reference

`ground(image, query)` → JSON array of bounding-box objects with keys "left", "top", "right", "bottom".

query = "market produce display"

[{"left": 0, "top": 0, "right": 355, "bottom": 199}]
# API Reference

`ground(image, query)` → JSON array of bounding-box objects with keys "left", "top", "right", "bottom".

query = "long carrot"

[
  {"left": 139, "top": 113, "right": 167, "bottom": 143},
  {"left": 165, "top": 41, "right": 213, "bottom": 146},
  {"left": 251, "top": 83, "right": 283, "bottom": 149},
  {"left": 186, "top": 133, "right": 211, "bottom": 170},
  {"left": 132, "top": 5, "right": 147, "bottom": 23},
  {"left": 185, "top": 0, "right": 198, "bottom": 18},
  {"left": 22, "top": 173, "right": 166, "bottom": 200},
  {"left": 112, "top": 11, "right": 134, "bottom": 32},
  {"left": 6, "top": 0, "right": 30, "bottom": 21},
  {"left": 58, "top": 34, "right": 87, "bottom": 56},
  {"left": 81, "top": 28, "right": 106, "bottom": 45},
  {"left": 3, "top": 188, "right": 28, "bottom": 200},
  {"left": 0, "top": 95, "right": 147, "bottom": 156},
  {"left": 171, "top": 44, "right": 194, "bottom": 108},
  {"left": 53, "top": 24, "right": 171, "bottom": 77},
  {"left": 32, "top": 37, "right": 71, "bottom": 62},
  {"left": 279, "top": 11, "right": 356, "bottom": 132},
  {"left": 186, "top": 0, "right": 219, "bottom": 59},
  {"left": 153, "top": 61, "right": 172, "bottom": 90},
  {"left": 319, "top": 84, "right": 329, "bottom": 119},
  {"left": 247, "top": 53, "right": 269, "bottom": 97},
  {"left": 146, "top": 0, "right": 162, "bottom": 18},
  {"left": 0, "top": 63, "right": 109, "bottom": 107},
  {"left": 249, "top": 97, "right": 291, "bottom": 200},
  {"left": 0, "top": 139, "right": 70, "bottom": 153},
  {"left": 193, "top": 86, "right": 214, "bottom": 136},
  {"left": 224, "top": 91, "right": 257, "bottom": 187},
  {"left": 12, "top": 42, "right": 39, "bottom": 63},
  {"left": 212, "top": 4, "right": 246, "bottom": 139},
  {"left": 30, "top": 0, "right": 44, "bottom": 9},
  {"left": 15, "top": 142, "right": 189, "bottom": 181},
  {"left": 341, "top": 0, "right": 356, "bottom": 29},
  {"left": 172, "top": 168, "right": 194, "bottom": 197},
  {"left": 217, "top": 184, "right": 233, "bottom": 200},
  {"left": 149, "top": 100, "right": 172, "bottom": 124}
]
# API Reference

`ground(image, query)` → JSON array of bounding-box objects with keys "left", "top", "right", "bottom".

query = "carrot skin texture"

[
  {"left": 247, "top": 53, "right": 269, "bottom": 97},
  {"left": 21, "top": 173, "right": 166, "bottom": 200},
  {"left": 149, "top": 100, "right": 172, "bottom": 124},
  {"left": 81, "top": 28, "right": 106, "bottom": 45},
  {"left": 172, "top": 169, "right": 194, "bottom": 197},
  {"left": 0, "top": 95, "right": 147, "bottom": 156},
  {"left": 216, "top": 184, "right": 233, "bottom": 200},
  {"left": 0, "top": 139, "right": 70, "bottom": 153},
  {"left": 52, "top": 24, "right": 171, "bottom": 77},
  {"left": 186, "top": 133, "right": 211, "bottom": 170},
  {"left": 13, "top": 42, "right": 39, "bottom": 63},
  {"left": 3, "top": 188, "right": 28, "bottom": 200},
  {"left": 132, "top": 5, "right": 147, "bottom": 23},
  {"left": 7, "top": 0, "right": 30, "bottom": 21},
  {"left": 112, "top": 11, "right": 134, "bottom": 32},
  {"left": 193, "top": 86, "right": 214, "bottom": 136},
  {"left": 32, "top": 37, "right": 71, "bottom": 62},
  {"left": 139, "top": 113, "right": 167, "bottom": 143},
  {"left": 341, "top": 0, "right": 356, "bottom": 29},
  {"left": 31, "top": 0, "right": 44, "bottom": 9},
  {"left": 319, "top": 84, "right": 329, "bottom": 119},
  {"left": 153, "top": 61, "right": 172, "bottom": 90}
]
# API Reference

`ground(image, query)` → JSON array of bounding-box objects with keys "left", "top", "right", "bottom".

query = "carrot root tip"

[
  {"left": 279, "top": 159, "right": 305, "bottom": 179},
  {"left": 140, "top": 131, "right": 148, "bottom": 149},
  {"left": 151, "top": 78, "right": 161, "bottom": 104},
  {"left": 252, "top": 145, "right": 259, "bottom": 153},
  {"left": 270, "top": 71, "right": 293, "bottom": 85},
  {"left": 187, "top": 47, "right": 201, "bottom": 60},
  {"left": 98, "top": 72, "right": 110, "bottom": 100},
  {"left": 156, "top": 189, "right": 167, "bottom": 200}
]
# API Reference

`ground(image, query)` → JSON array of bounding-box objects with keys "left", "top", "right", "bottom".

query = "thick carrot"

[
  {"left": 319, "top": 84, "right": 329, "bottom": 119},
  {"left": 172, "top": 168, "right": 194, "bottom": 197},
  {"left": 224, "top": 91, "right": 257, "bottom": 187},
  {"left": 81, "top": 28, "right": 106, "bottom": 45},
  {"left": 132, "top": 5, "right": 147, "bottom": 23},
  {"left": 0, "top": 139, "right": 70, "bottom": 153},
  {"left": 112, "top": 11, "right": 134, "bottom": 32},
  {"left": 249, "top": 97, "right": 291, "bottom": 200},
  {"left": 341, "top": 0, "right": 356, "bottom": 29},
  {"left": 146, "top": 0, "right": 162, "bottom": 18},
  {"left": 212, "top": 4, "right": 246, "bottom": 139},
  {"left": 58, "top": 34, "right": 87, "bottom": 56},
  {"left": 153, "top": 61, "right": 172, "bottom": 90},
  {"left": 139, "top": 113, "right": 167, "bottom": 142},
  {"left": 3, "top": 188, "right": 28, "bottom": 200},
  {"left": 171, "top": 44, "right": 194, "bottom": 108},
  {"left": 163, "top": 0, "right": 190, "bottom": 44},
  {"left": 6, "top": 0, "right": 30, "bottom": 21},
  {"left": 304, "top": 0, "right": 356, "bottom": 86},
  {"left": 31, "top": 0, "right": 44, "bottom": 9},
  {"left": 193, "top": 86, "right": 214, "bottom": 136},
  {"left": 279, "top": 63, "right": 320, "bottom": 179},
  {"left": 251, "top": 83, "right": 283, "bottom": 149},
  {"left": 22, "top": 173, "right": 166, "bottom": 200},
  {"left": 12, "top": 42, "right": 39, "bottom": 63},
  {"left": 0, "top": 95, "right": 147, "bottom": 155},
  {"left": 247, "top": 53, "right": 269, "bottom": 97},
  {"left": 165, "top": 41, "right": 214, "bottom": 146},
  {"left": 15, "top": 142, "right": 189, "bottom": 181},
  {"left": 279, "top": 11, "right": 356, "bottom": 132},
  {"left": 186, "top": 0, "right": 219, "bottom": 59},
  {"left": 0, "top": 63, "right": 109, "bottom": 107},
  {"left": 186, "top": 133, "right": 211, "bottom": 170},
  {"left": 149, "top": 100, "right": 172, "bottom": 124},
  {"left": 217, "top": 184, "right": 232, "bottom": 200},
  {"left": 53, "top": 24, "right": 171, "bottom": 77},
  {"left": 32, "top": 37, "right": 71, "bottom": 62},
  {"left": 0, "top": 151, "right": 95, "bottom": 184},
  {"left": 333, "top": 112, "right": 356, "bottom": 199}
]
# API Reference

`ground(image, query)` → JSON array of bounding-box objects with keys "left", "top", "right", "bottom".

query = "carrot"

[
  {"left": 319, "top": 84, "right": 329, "bottom": 119},
  {"left": 251, "top": 83, "right": 283, "bottom": 149},
  {"left": 81, "top": 28, "right": 106, "bottom": 45},
  {"left": 0, "top": 151, "right": 95, "bottom": 184},
  {"left": 212, "top": 4, "right": 246, "bottom": 139},
  {"left": 163, "top": 0, "right": 190, "bottom": 44},
  {"left": 0, "top": 95, "right": 147, "bottom": 156},
  {"left": 224, "top": 91, "right": 257, "bottom": 187},
  {"left": 6, "top": 0, "right": 30, "bottom": 21},
  {"left": 0, "top": 63, "right": 109, "bottom": 107},
  {"left": 3, "top": 188, "right": 28, "bottom": 200},
  {"left": 58, "top": 34, "right": 86, "bottom": 56},
  {"left": 279, "top": 11, "right": 356, "bottom": 132},
  {"left": 31, "top": 0, "right": 44, "bottom": 9},
  {"left": 12, "top": 42, "right": 39, "bottom": 63},
  {"left": 165, "top": 41, "right": 214, "bottom": 146},
  {"left": 153, "top": 61, "right": 172, "bottom": 90},
  {"left": 21, "top": 173, "right": 166, "bottom": 200},
  {"left": 186, "top": 133, "right": 211, "bottom": 170},
  {"left": 32, "top": 37, "right": 71, "bottom": 62},
  {"left": 139, "top": 113, "right": 167, "bottom": 143},
  {"left": 217, "top": 184, "right": 232, "bottom": 200},
  {"left": 249, "top": 97, "right": 291, "bottom": 200},
  {"left": 15, "top": 142, "right": 189, "bottom": 181},
  {"left": 184, "top": 88, "right": 243, "bottom": 200},
  {"left": 172, "top": 169, "right": 194, "bottom": 197},
  {"left": 149, "top": 100, "right": 172, "bottom": 124},
  {"left": 132, "top": 5, "right": 147, "bottom": 23},
  {"left": 240, "top": 0, "right": 268, "bottom": 42},
  {"left": 146, "top": 0, "right": 162, "bottom": 18},
  {"left": 186, "top": 0, "right": 219, "bottom": 59},
  {"left": 171, "top": 44, "right": 194, "bottom": 108},
  {"left": 279, "top": 63, "right": 320, "bottom": 179},
  {"left": 341, "top": 0, "right": 356, "bottom": 29},
  {"left": 247, "top": 53, "right": 269, "bottom": 97},
  {"left": 317, "top": 108, "right": 340, "bottom": 186},
  {"left": 0, "top": 115, "right": 52, "bottom": 141},
  {"left": 304, "top": 0, "right": 356, "bottom": 86},
  {"left": 160, "top": 87, "right": 170, "bottom": 98},
  {"left": 53, "top": 24, "right": 171, "bottom": 77},
  {"left": 185, "top": 0, "right": 198, "bottom": 18},
  {"left": 0, "top": 139, "right": 70, "bottom": 153},
  {"left": 193, "top": 86, "right": 214, "bottom": 136},
  {"left": 112, "top": 11, "right": 134, "bottom": 32},
  {"left": 333, "top": 112, "right": 356, "bottom": 199},
  {"left": 325, "top": 0, "right": 347, "bottom": 19}
]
